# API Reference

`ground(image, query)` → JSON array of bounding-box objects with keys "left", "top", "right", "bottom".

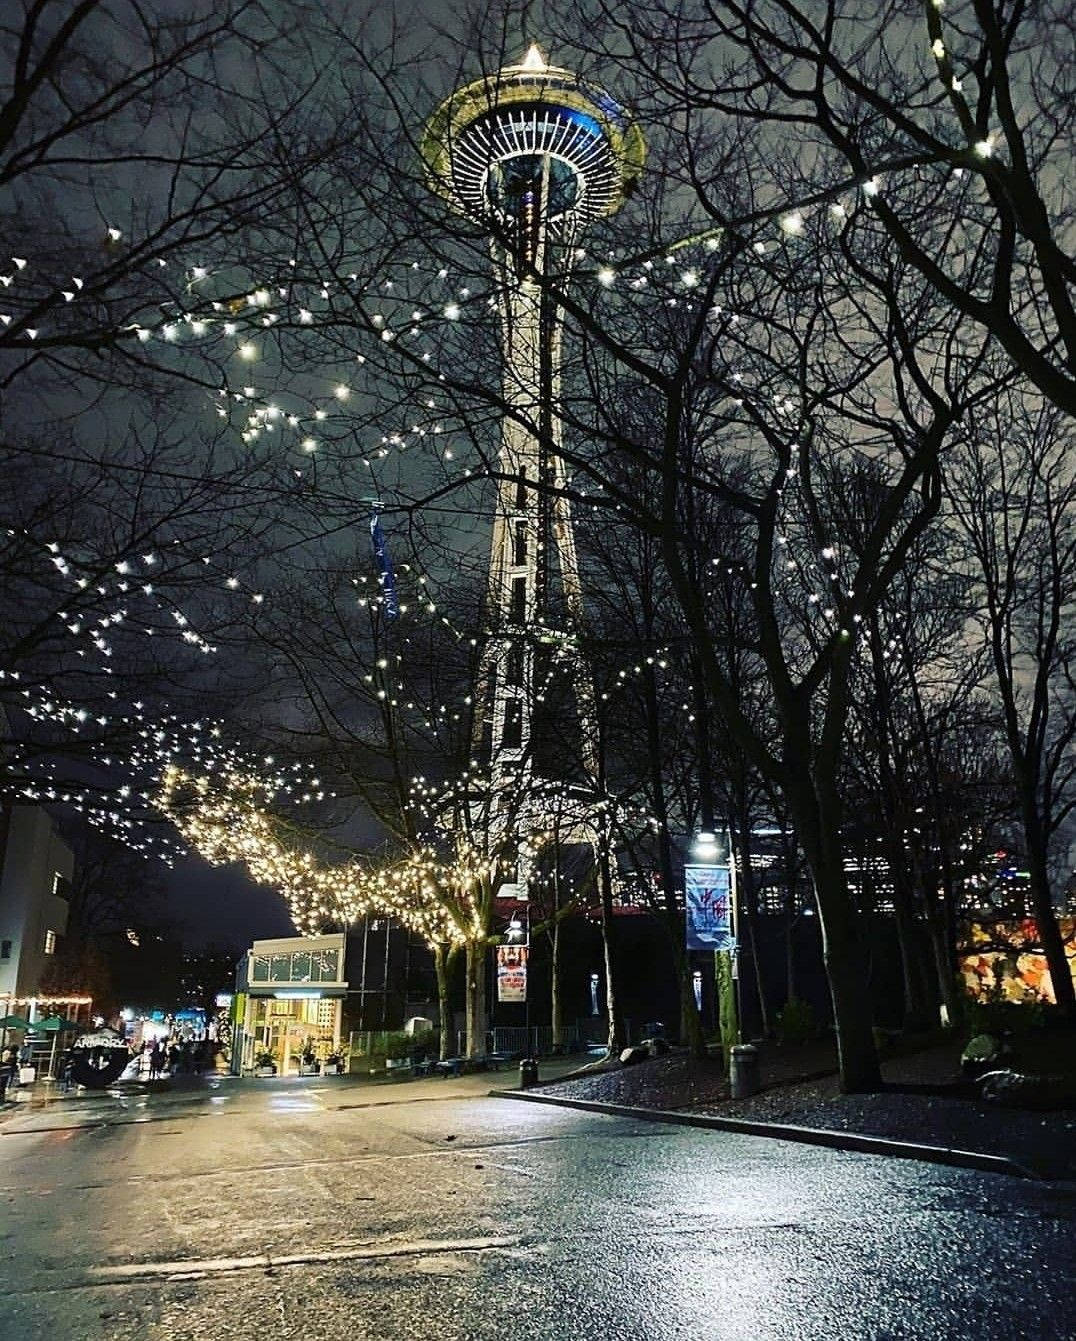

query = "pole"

[{"left": 728, "top": 825, "right": 743, "bottom": 1044}]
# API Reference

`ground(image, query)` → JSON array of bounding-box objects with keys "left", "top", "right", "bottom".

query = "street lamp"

[
  {"left": 688, "top": 826, "right": 741, "bottom": 1049},
  {"left": 692, "top": 830, "right": 720, "bottom": 862}
]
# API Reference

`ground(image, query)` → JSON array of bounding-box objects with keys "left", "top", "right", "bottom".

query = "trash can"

[
  {"left": 729, "top": 1044, "right": 760, "bottom": 1099},
  {"left": 518, "top": 1058, "right": 539, "bottom": 1089}
]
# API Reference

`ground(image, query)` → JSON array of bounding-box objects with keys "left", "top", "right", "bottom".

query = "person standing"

[{"left": 0, "top": 1044, "right": 15, "bottom": 1102}]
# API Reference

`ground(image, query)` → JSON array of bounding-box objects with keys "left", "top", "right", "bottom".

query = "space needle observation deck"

[{"left": 421, "top": 45, "right": 645, "bottom": 262}]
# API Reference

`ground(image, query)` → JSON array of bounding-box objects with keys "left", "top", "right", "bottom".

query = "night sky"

[{"left": 165, "top": 859, "right": 293, "bottom": 951}]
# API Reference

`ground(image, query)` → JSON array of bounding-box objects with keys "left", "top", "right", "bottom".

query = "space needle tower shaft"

[{"left": 422, "top": 45, "right": 644, "bottom": 804}]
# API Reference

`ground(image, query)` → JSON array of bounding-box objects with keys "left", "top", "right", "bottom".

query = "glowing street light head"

[
  {"left": 421, "top": 45, "right": 646, "bottom": 236},
  {"left": 692, "top": 830, "right": 720, "bottom": 861}
]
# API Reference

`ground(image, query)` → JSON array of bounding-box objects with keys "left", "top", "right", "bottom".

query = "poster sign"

[
  {"left": 685, "top": 864, "right": 735, "bottom": 951},
  {"left": 496, "top": 945, "right": 528, "bottom": 1002}
]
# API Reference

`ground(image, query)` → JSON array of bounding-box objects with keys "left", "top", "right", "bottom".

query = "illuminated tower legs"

[{"left": 480, "top": 257, "right": 599, "bottom": 811}]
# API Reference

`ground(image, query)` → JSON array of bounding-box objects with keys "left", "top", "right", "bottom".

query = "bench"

[{"left": 432, "top": 1053, "right": 516, "bottom": 1077}]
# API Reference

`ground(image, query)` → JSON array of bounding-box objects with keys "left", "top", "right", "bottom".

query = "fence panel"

[
  {"left": 348, "top": 1030, "right": 398, "bottom": 1056},
  {"left": 491, "top": 1026, "right": 528, "bottom": 1056}
]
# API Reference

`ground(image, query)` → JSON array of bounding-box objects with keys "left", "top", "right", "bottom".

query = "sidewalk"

[{"left": 497, "top": 1043, "right": 1076, "bottom": 1182}]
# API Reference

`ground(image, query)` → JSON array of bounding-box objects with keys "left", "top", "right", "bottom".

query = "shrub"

[
  {"left": 776, "top": 996, "right": 816, "bottom": 1045},
  {"left": 964, "top": 993, "right": 1050, "bottom": 1039},
  {"left": 381, "top": 1031, "right": 418, "bottom": 1060}
]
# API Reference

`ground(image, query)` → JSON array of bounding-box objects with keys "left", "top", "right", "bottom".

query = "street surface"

[{"left": 0, "top": 1071, "right": 1072, "bottom": 1340}]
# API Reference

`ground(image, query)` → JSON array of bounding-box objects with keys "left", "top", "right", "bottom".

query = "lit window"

[{"left": 44, "top": 929, "right": 56, "bottom": 955}]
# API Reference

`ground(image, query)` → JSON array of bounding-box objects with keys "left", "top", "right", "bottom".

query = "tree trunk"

[
  {"left": 550, "top": 913, "right": 563, "bottom": 1051},
  {"left": 785, "top": 901, "right": 797, "bottom": 1005},
  {"left": 735, "top": 810, "right": 771, "bottom": 1037},
  {"left": 923, "top": 903, "right": 961, "bottom": 1028},
  {"left": 678, "top": 949, "right": 705, "bottom": 1054},
  {"left": 598, "top": 841, "right": 625, "bottom": 1053},
  {"left": 1020, "top": 801, "right": 1076, "bottom": 1016},
  {"left": 791, "top": 775, "right": 882, "bottom": 1093},
  {"left": 464, "top": 940, "right": 487, "bottom": 1059},
  {"left": 643, "top": 659, "right": 703, "bottom": 1055},
  {"left": 434, "top": 944, "right": 457, "bottom": 1061},
  {"left": 886, "top": 838, "right": 934, "bottom": 1030}
]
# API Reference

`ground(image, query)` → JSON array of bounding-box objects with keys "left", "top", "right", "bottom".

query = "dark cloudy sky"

[{"left": 166, "top": 859, "right": 293, "bottom": 951}]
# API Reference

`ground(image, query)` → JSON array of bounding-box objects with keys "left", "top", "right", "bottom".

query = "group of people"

[{"left": 142, "top": 1037, "right": 217, "bottom": 1079}]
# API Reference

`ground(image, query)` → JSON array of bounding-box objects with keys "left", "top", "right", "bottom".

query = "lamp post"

[{"left": 689, "top": 827, "right": 741, "bottom": 1058}]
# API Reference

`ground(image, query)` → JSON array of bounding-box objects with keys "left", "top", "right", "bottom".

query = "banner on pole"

[
  {"left": 685, "top": 864, "right": 735, "bottom": 952},
  {"left": 496, "top": 945, "right": 528, "bottom": 1002},
  {"left": 369, "top": 512, "right": 399, "bottom": 621}
]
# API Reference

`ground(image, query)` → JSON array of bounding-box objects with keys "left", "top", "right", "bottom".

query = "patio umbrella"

[
  {"left": 35, "top": 1016, "right": 79, "bottom": 1080},
  {"left": 35, "top": 1015, "right": 78, "bottom": 1031},
  {"left": 0, "top": 1014, "right": 31, "bottom": 1051}
]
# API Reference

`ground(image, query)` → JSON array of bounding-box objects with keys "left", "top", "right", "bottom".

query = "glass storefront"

[
  {"left": 234, "top": 933, "right": 348, "bottom": 1075},
  {"left": 245, "top": 995, "right": 341, "bottom": 1074}
]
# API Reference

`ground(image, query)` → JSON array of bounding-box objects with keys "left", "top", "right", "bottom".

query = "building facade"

[
  {"left": 0, "top": 802, "right": 74, "bottom": 1014},
  {"left": 231, "top": 921, "right": 435, "bottom": 1074},
  {"left": 232, "top": 932, "right": 348, "bottom": 1075}
]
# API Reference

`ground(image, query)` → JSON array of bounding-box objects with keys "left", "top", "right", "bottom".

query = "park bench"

[{"left": 432, "top": 1053, "right": 515, "bottom": 1077}]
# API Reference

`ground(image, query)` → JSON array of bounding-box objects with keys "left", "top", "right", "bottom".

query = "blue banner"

[
  {"left": 369, "top": 513, "right": 399, "bottom": 621},
  {"left": 685, "top": 864, "right": 735, "bottom": 951}
]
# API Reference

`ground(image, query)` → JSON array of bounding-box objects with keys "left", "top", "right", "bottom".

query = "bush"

[
  {"left": 776, "top": 997, "right": 816, "bottom": 1045},
  {"left": 381, "top": 1031, "right": 419, "bottom": 1061},
  {"left": 963, "top": 994, "right": 1050, "bottom": 1039}
]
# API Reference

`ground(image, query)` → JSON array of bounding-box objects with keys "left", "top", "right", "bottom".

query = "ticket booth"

[{"left": 233, "top": 933, "right": 347, "bottom": 1075}]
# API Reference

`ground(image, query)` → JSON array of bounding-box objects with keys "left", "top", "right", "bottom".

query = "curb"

[{"left": 489, "top": 1089, "right": 1041, "bottom": 1181}]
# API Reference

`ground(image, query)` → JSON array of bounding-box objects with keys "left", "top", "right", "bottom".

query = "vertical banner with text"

[
  {"left": 496, "top": 945, "right": 528, "bottom": 1002},
  {"left": 685, "top": 864, "right": 735, "bottom": 951}
]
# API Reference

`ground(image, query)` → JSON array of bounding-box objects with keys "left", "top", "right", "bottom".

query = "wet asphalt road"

[{"left": 0, "top": 1075, "right": 1073, "bottom": 1340}]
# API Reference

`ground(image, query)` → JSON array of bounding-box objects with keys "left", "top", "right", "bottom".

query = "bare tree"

[
  {"left": 948, "top": 396, "right": 1076, "bottom": 1014},
  {"left": 559, "top": 0, "right": 1076, "bottom": 418}
]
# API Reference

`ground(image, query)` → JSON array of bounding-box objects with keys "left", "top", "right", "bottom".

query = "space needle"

[{"left": 421, "top": 46, "right": 645, "bottom": 856}]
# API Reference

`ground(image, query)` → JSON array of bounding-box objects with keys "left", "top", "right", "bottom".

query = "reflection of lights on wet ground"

[{"left": 269, "top": 1097, "right": 320, "bottom": 1112}]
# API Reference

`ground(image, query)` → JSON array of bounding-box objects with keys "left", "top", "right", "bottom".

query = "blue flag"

[
  {"left": 685, "top": 865, "right": 735, "bottom": 951},
  {"left": 369, "top": 513, "right": 399, "bottom": 621}
]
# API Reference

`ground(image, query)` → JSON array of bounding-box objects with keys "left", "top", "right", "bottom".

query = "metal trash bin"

[
  {"left": 729, "top": 1044, "right": 760, "bottom": 1099},
  {"left": 518, "top": 1058, "right": 539, "bottom": 1089}
]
